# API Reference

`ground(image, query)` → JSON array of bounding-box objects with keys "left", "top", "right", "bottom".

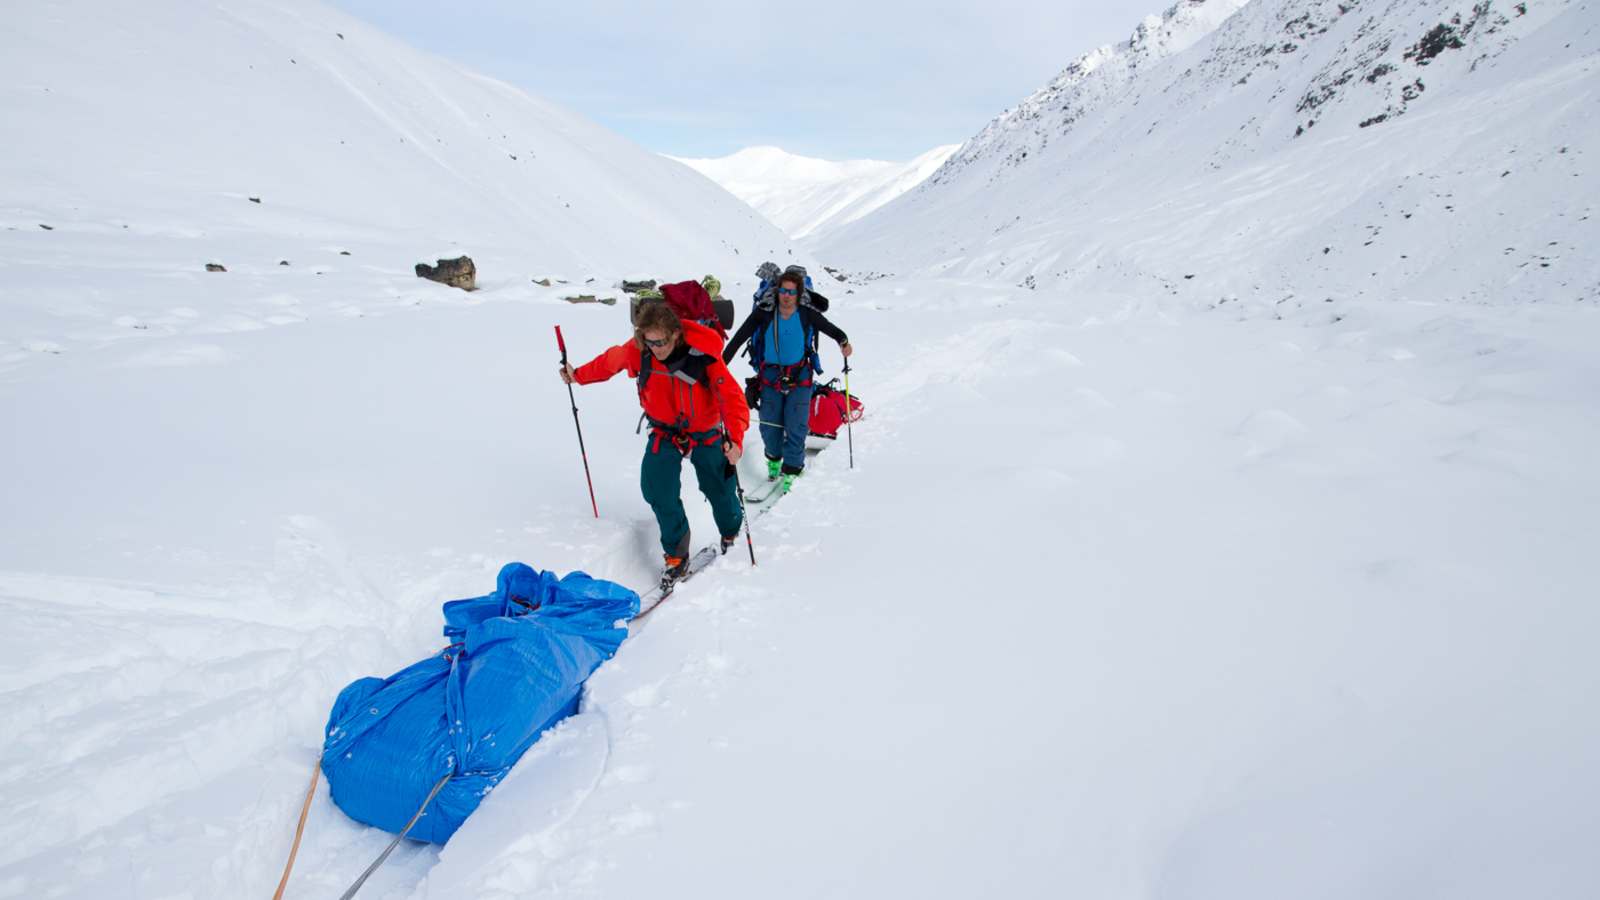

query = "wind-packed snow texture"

[
  {"left": 672, "top": 144, "right": 959, "bottom": 241},
  {"left": 3, "top": 0, "right": 1598, "bottom": 897}
]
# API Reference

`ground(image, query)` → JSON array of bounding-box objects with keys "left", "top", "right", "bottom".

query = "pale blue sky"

[{"left": 328, "top": 1, "right": 1166, "bottom": 161}]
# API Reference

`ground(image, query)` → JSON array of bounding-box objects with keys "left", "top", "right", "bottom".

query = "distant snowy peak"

[
  {"left": 683, "top": 146, "right": 890, "bottom": 185},
  {"left": 672, "top": 144, "right": 959, "bottom": 240},
  {"left": 927, "top": 0, "right": 1252, "bottom": 187}
]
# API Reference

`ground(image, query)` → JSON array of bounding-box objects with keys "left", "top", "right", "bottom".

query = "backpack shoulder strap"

[
  {"left": 644, "top": 346, "right": 715, "bottom": 391},
  {"left": 636, "top": 347, "right": 653, "bottom": 395},
  {"left": 679, "top": 348, "right": 715, "bottom": 387}
]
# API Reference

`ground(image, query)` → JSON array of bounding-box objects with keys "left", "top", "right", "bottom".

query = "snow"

[
  {"left": 418, "top": 280, "right": 1600, "bottom": 899},
  {"left": 671, "top": 145, "right": 959, "bottom": 241},
  {"left": 818, "top": 0, "right": 1600, "bottom": 309},
  {"left": 1, "top": 0, "right": 796, "bottom": 373},
  {"left": 4, "top": 0, "right": 1600, "bottom": 897}
]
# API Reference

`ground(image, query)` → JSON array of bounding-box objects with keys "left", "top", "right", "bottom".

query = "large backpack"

[
  {"left": 808, "top": 379, "right": 864, "bottom": 439},
  {"left": 751, "top": 263, "right": 830, "bottom": 313},
  {"left": 658, "top": 280, "right": 727, "bottom": 339}
]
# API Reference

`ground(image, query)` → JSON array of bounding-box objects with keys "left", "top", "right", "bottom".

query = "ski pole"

[
  {"left": 555, "top": 326, "right": 599, "bottom": 518},
  {"left": 842, "top": 360, "right": 856, "bottom": 470},
  {"left": 726, "top": 434, "right": 756, "bottom": 566}
]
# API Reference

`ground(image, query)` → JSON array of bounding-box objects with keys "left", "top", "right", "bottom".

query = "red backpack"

[
  {"left": 808, "top": 379, "right": 864, "bottom": 439},
  {"left": 659, "top": 280, "right": 727, "bottom": 340}
]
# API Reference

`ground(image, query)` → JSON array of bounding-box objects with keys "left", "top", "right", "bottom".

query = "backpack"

[
  {"left": 808, "top": 379, "right": 864, "bottom": 439},
  {"left": 658, "top": 280, "right": 727, "bottom": 339},
  {"left": 751, "top": 263, "right": 830, "bottom": 313},
  {"left": 751, "top": 280, "right": 831, "bottom": 313}
]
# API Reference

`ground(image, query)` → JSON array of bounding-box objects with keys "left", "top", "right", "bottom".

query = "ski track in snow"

[{"left": 4, "top": 269, "right": 1599, "bottom": 898}]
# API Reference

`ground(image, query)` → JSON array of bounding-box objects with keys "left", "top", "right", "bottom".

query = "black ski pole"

[
  {"left": 842, "top": 359, "right": 856, "bottom": 470},
  {"left": 555, "top": 325, "right": 599, "bottom": 518},
  {"left": 726, "top": 434, "right": 756, "bottom": 566}
]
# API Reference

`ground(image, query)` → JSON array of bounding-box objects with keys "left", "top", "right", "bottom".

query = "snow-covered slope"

[
  {"left": 671, "top": 144, "right": 959, "bottom": 241},
  {"left": 1, "top": 0, "right": 797, "bottom": 370},
  {"left": 819, "top": 0, "right": 1599, "bottom": 311},
  {"left": 4, "top": 0, "right": 1599, "bottom": 897}
]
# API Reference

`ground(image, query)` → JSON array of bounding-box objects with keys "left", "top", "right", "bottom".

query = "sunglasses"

[
  {"left": 642, "top": 335, "right": 672, "bottom": 348},
  {"left": 778, "top": 287, "right": 798, "bottom": 297}
]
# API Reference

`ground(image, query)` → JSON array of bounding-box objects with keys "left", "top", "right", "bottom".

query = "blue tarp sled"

[{"left": 321, "top": 562, "right": 638, "bottom": 844}]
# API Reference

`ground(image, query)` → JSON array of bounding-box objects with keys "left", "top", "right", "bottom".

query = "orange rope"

[{"left": 272, "top": 758, "right": 321, "bottom": 900}]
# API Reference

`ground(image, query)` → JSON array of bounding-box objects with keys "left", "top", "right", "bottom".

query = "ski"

[
  {"left": 744, "top": 480, "right": 785, "bottom": 505},
  {"left": 632, "top": 478, "right": 787, "bottom": 621},
  {"left": 632, "top": 444, "right": 827, "bottom": 624},
  {"left": 636, "top": 545, "right": 721, "bottom": 618}
]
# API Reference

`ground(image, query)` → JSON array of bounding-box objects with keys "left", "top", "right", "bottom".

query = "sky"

[{"left": 327, "top": 0, "right": 1170, "bottom": 162}]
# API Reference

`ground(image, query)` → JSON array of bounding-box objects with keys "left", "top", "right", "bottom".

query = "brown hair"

[
  {"left": 778, "top": 273, "right": 803, "bottom": 291},
  {"left": 633, "top": 300, "right": 682, "bottom": 349}
]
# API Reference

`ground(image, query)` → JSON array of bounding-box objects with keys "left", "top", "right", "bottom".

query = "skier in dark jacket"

[{"left": 723, "top": 270, "right": 852, "bottom": 493}]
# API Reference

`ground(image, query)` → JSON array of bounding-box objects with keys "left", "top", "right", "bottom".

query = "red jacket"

[{"left": 574, "top": 321, "right": 750, "bottom": 448}]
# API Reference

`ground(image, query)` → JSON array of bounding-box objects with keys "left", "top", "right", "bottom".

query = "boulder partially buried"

[{"left": 415, "top": 255, "right": 476, "bottom": 291}]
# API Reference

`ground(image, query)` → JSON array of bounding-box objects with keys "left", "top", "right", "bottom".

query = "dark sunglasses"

[
  {"left": 642, "top": 335, "right": 672, "bottom": 348},
  {"left": 778, "top": 287, "right": 798, "bottom": 297}
]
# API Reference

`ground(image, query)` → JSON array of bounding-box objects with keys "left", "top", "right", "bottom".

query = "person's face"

[
  {"left": 777, "top": 283, "right": 800, "bottom": 312},
  {"left": 641, "top": 328, "right": 678, "bottom": 360}
]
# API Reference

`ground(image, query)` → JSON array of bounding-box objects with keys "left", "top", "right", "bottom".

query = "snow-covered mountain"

[
  {"left": 2, "top": 0, "right": 797, "bottom": 368},
  {"left": 671, "top": 144, "right": 959, "bottom": 241},
  {"left": 820, "top": 0, "right": 1598, "bottom": 311}
]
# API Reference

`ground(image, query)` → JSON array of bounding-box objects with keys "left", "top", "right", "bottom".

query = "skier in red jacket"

[{"left": 561, "top": 301, "right": 750, "bottom": 588}]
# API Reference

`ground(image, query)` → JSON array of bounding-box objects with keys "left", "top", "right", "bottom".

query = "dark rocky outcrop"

[
  {"left": 415, "top": 255, "right": 476, "bottom": 291},
  {"left": 206, "top": 263, "right": 227, "bottom": 272}
]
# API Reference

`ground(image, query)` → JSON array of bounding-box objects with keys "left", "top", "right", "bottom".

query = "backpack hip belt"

[
  {"left": 644, "top": 417, "right": 723, "bottom": 456},
  {"left": 759, "top": 362, "right": 814, "bottom": 395}
]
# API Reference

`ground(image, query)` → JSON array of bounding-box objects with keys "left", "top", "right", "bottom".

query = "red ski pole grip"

[{"left": 554, "top": 324, "right": 567, "bottom": 355}]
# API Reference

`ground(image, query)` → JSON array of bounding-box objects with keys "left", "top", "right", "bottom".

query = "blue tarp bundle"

[{"left": 321, "top": 562, "right": 639, "bottom": 844}]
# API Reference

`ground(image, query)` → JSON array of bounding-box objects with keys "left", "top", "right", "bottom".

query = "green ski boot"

[
  {"left": 766, "top": 457, "right": 782, "bottom": 480},
  {"left": 779, "top": 472, "right": 798, "bottom": 495}
]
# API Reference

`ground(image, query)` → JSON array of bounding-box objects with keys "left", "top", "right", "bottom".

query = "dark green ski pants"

[{"left": 641, "top": 438, "right": 743, "bottom": 557}]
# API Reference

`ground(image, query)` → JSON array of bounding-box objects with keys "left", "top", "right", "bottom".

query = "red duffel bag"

[{"left": 808, "top": 379, "right": 864, "bottom": 439}]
